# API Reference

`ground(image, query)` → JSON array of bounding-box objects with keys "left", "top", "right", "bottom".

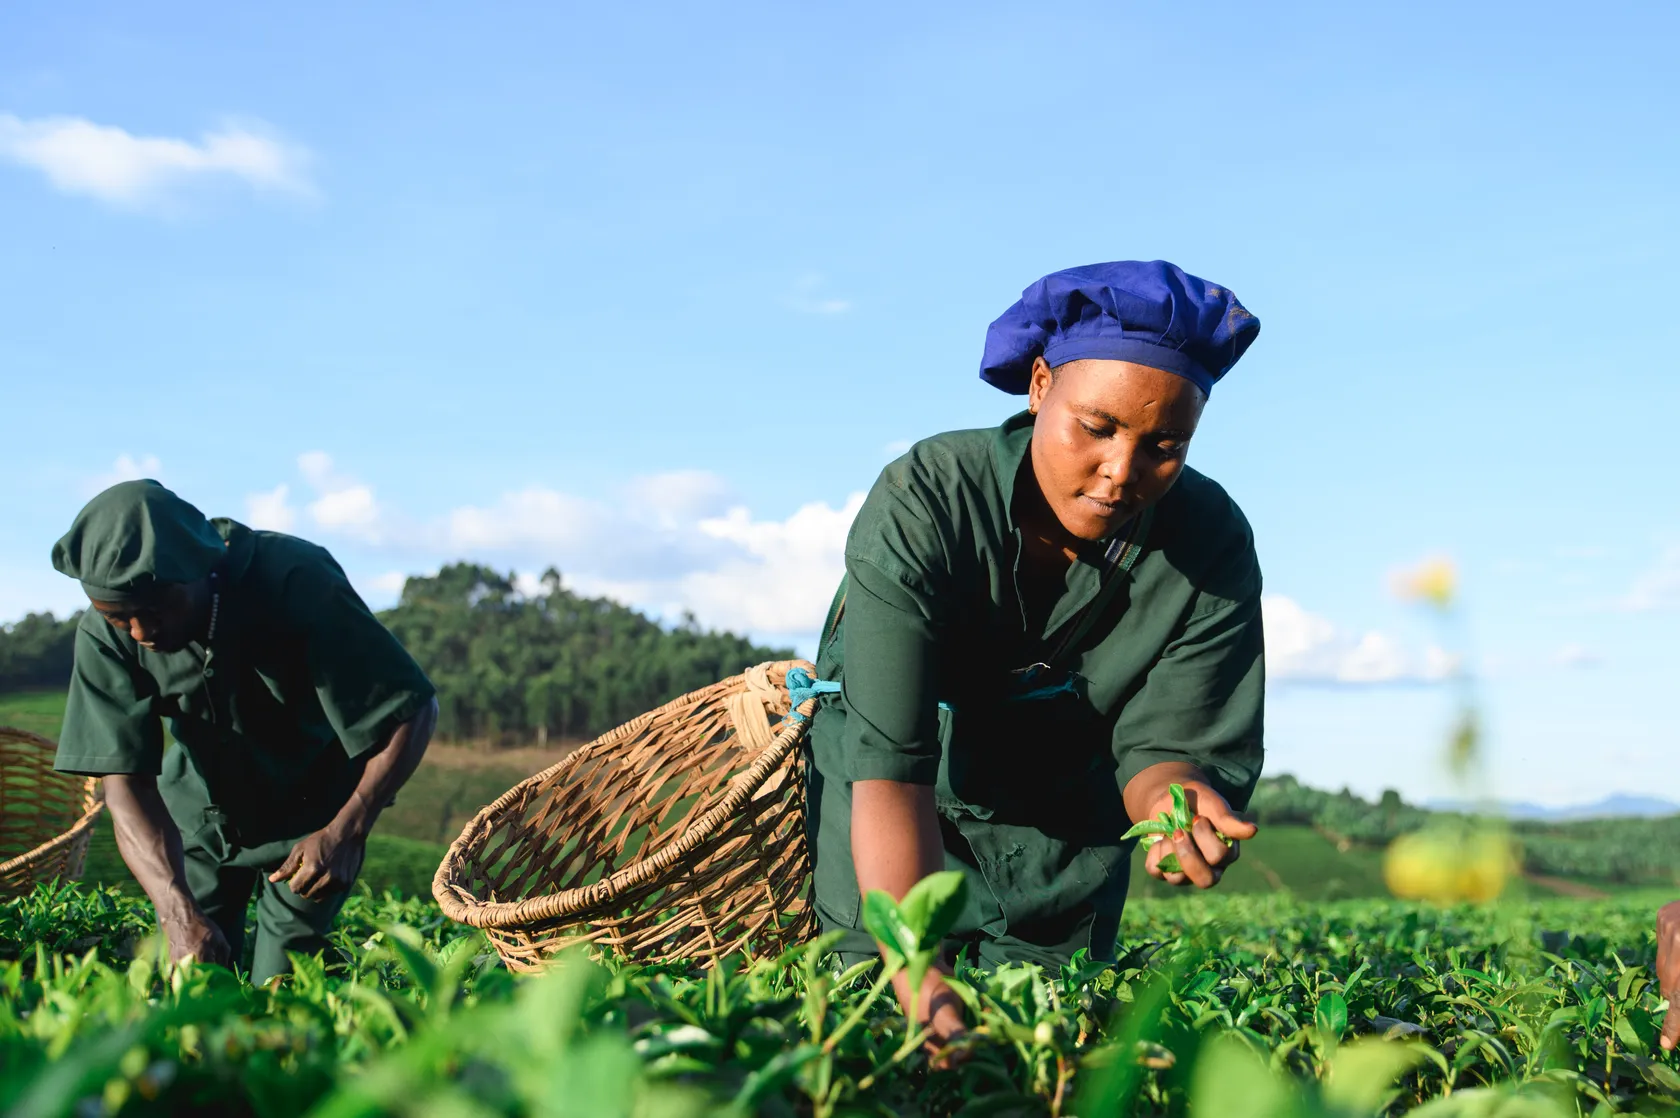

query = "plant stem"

[
  {"left": 822, "top": 961, "right": 901, "bottom": 1055},
  {"left": 856, "top": 1026, "right": 933, "bottom": 1092}
]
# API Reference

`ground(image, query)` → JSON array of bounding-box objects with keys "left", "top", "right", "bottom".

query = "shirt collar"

[
  {"left": 210, "top": 518, "right": 258, "bottom": 585},
  {"left": 990, "top": 410, "right": 1037, "bottom": 536}
]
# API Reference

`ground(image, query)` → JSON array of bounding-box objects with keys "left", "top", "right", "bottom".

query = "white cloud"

[
  {"left": 445, "top": 487, "right": 602, "bottom": 551},
  {"left": 294, "top": 452, "right": 389, "bottom": 545},
  {"left": 256, "top": 451, "right": 863, "bottom": 645},
  {"left": 783, "top": 273, "right": 851, "bottom": 315},
  {"left": 87, "top": 453, "right": 162, "bottom": 494},
  {"left": 310, "top": 485, "right": 381, "bottom": 536},
  {"left": 679, "top": 494, "right": 866, "bottom": 638},
  {"left": 882, "top": 438, "right": 914, "bottom": 458},
  {"left": 1554, "top": 643, "right": 1603, "bottom": 668},
  {"left": 368, "top": 570, "right": 408, "bottom": 595},
  {"left": 1623, "top": 545, "right": 1680, "bottom": 611},
  {"left": 0, "top": 113, "right": 314, "bottom": 209},
  {"left": 245, "top": 483, "right": 295, "bottom": 532},
  {"left": 623, "top": 471, "right": 731, "bottom": 528},
  {"left": 1263, "top": 595, "right": 1456, "bottom": 686}
]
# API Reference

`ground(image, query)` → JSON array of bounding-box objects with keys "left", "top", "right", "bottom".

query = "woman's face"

[{"left": 1025, "top": 356, "right": 1207, "bottom": 542}]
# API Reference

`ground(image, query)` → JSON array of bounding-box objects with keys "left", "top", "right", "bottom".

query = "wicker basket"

[
  {"left": 0, "top": 726, "right": 106, "bottom": 897},
  {"left": 433, "top": 660, "right": 820, "bottom": 971}
]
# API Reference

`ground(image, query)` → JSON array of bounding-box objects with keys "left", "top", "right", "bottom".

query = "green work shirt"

[
  {"left": 54, "top": 519, "right": 435, "bottom": 851},
  {"left": 808, "top": 410, "right": 1265, "bottom": 937}
]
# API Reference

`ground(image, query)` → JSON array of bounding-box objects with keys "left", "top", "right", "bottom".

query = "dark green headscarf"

[{"left": 52, "top": 480, "right": 225, "bottom": 603}]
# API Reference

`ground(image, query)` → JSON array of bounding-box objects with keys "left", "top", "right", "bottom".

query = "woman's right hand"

[
  {"left": 896, "top": 965, "right": 971, "bottom": 1064},
  {"left": 925, "top": 985, "right": 970, "bottom": 1066}
]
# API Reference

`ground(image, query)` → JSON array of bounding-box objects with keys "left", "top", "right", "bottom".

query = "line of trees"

[
  {"left": 380, "top": 563, "right": 793, "bottom": 744},
  {"left": 1249, "top": 773, "right": 1680, "bottom": 886},
  {"left": 1247, "top": 774, "right": 1435, "bottom": 844},
  {"left": 0, "top": 564, "right": 792, "bottom": 747},
  {"left": 0, "top": 611, "right": 79, "bottom": 693}
]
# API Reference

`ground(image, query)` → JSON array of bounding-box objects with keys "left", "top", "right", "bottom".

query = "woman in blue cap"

[{"left": 805, "top": 260, "right": 1265, "bottom": 1047}]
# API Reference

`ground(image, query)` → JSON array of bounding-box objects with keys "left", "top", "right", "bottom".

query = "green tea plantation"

[{"left": 6, "top": 881, "right": 1680, "bottom": 1117}]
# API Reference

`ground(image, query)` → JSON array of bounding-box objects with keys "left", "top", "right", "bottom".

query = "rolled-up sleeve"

[
  {"left": 838, "top": 558, "right": 944, "bottom": 784},
  {"left": 54, "top": 618, "right": 163, "bottom": 777},
  {"left": 1111, "top": 581, "right": 1266, "bottom": 810}
]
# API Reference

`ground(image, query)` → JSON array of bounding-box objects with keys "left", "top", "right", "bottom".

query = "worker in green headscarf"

[{"left": 51, "top": 479, "right": 438, "bottom": 984}]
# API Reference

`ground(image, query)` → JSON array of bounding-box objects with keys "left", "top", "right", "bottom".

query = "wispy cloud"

[
  {"left": 86, "top": 453, "right": 163, "bottom": 495},
  {"left": 263, "top": 453, "right": 864, "bottom": 645},
  {"left": 1554, "top": 643, "right": 1603, "bottom": 668},
  {"left": 783, "top": 273, "right": 851, "bottom": 315},
  {"left": 0, "top": 113, "right": 315, "bottom": 209},
  {"left": 244, "top": 484, "right": 296, "bottom": 532},
  {"left": 1623, "top": 545, "right": 1680, "bottom": 611},
  {"left": 296, "top": 451, "right": 389, "bottom": 544},
  {"left": 1263, "top": 595, "right": 1456, "bottom": 686}
]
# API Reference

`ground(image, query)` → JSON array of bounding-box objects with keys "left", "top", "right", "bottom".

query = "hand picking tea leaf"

[{"left": 1120, "top": 782, "right": 1234, "bottom": 873}]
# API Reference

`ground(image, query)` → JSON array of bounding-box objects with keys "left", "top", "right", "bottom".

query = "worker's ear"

[{"left": 1026, "top": 356, "right": 1054, "bottom": 416}]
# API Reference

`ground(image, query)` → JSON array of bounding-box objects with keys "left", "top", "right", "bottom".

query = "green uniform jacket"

[
  {"left": 54, "top": 519, "right": 436, "bottom": 856},
  {"left": 808, "top": 411, "right": 1264, "bottom": 946}
]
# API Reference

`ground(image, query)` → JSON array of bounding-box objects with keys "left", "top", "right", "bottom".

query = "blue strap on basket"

[
  {"left": 783, "top": 667, "right": 841, "bottom": 723},
  {"left": 781, "top": 666, "right": 989, "bottom": 724}
]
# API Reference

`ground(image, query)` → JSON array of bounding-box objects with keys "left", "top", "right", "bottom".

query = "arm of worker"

[
  {"left": 841, "top": 559, "right": 968, "bottom": 1050},
  {"left": 268, "top": 561, "right": 440, "bottom": 900},
  {"left": 54, "top": 618, "right": 229, "bottom": 965},
  {"left": 1114, "top": 575, "right": 1266, "bottom": 889},
  {"left": 1658, "top": 901, "right": 1680, "bottom": 1050},
  {"left": 104, "top": 773, "right": 233, "bottom": 967},
  {"left": 852, "top": 779, "right": 968, "bottom": 1050},
  {"left": 270, "top": 695, "right": 438, "bottom": 899}
]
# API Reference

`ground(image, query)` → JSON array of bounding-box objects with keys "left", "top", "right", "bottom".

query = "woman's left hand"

[{"left": 1137, "top": 779, "right": 1257, "bottom": 888}]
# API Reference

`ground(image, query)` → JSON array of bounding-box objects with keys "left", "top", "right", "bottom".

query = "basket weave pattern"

[
  {"left": 433, "top": 661, "right": 820, "bottom": 971},
  {"left": 0, "top": 726, "right": 106, "bottom": 897}
]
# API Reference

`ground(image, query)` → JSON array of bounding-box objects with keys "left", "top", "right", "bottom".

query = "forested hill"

[
  {"left": 0, "top": 611, "right": 78, "bottom": 692},
  {"left": 382, "top": 563, "right": 793, "bottom": 742},
  {"left": 0, "top": 563, "right": 792, "bottom": 744}
]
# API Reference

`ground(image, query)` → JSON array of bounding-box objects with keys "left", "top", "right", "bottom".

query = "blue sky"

[{"left": 2, "top": 1, "right": 1675, "bottom": 806}]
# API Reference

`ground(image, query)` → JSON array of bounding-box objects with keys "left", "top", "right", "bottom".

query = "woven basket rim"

[
  {"left": 432, "top": 659, "right": 815, "bottom": 930},
  {"left": 0, "top": 725, "right": 108, "bottom": 878}
]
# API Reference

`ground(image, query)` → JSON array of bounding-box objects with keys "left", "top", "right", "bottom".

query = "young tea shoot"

[{"left": 1120, "top": 782, "right": 1235, "bottom": 874}]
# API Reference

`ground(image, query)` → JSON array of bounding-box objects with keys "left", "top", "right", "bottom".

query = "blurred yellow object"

[
  {"left": 1445, "top": 712, "right": 1480, "bottom": 779},
  {"left": 1393, "top": 556, "right": 1458, "bottom": 609},
  {"left": 1383, "top": 827, "right": 1512, "bottom": 904}
]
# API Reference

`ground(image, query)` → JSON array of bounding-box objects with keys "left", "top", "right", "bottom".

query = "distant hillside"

[
  {"left": 0, "top": 611, "right": 78, "bottom": 693},
  {"left": 1259, "top": 774, "right": 1680, "bottom": 888},
  {"left": 0, "top": 563, "right": 793, "bottom": 746},
  {"left": 1427, "top": 795, "right": 1680, "bottom": 821}
]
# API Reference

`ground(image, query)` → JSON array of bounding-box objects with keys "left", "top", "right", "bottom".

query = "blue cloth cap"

[{"left": 980, "top": 260, "right": 1260, "bottom": 396}]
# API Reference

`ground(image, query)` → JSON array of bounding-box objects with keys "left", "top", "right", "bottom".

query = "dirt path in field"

[
  {"left": 1524, "top": 872, "right": 1609, "bottom": 899},
  {"left": 424, "top": 741, "right": 582, "bottom": 772}
]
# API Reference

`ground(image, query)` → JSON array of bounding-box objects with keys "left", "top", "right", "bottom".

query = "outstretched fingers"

[
  {"left": 1196, "top": 795, "right": 1258, "bottom": 842},
  {"left": 1191, "top": 816, "right": 1241, "bottom": 868},
  {"left": 268, "top": 848, "right": 302, "bottom": 885}
]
